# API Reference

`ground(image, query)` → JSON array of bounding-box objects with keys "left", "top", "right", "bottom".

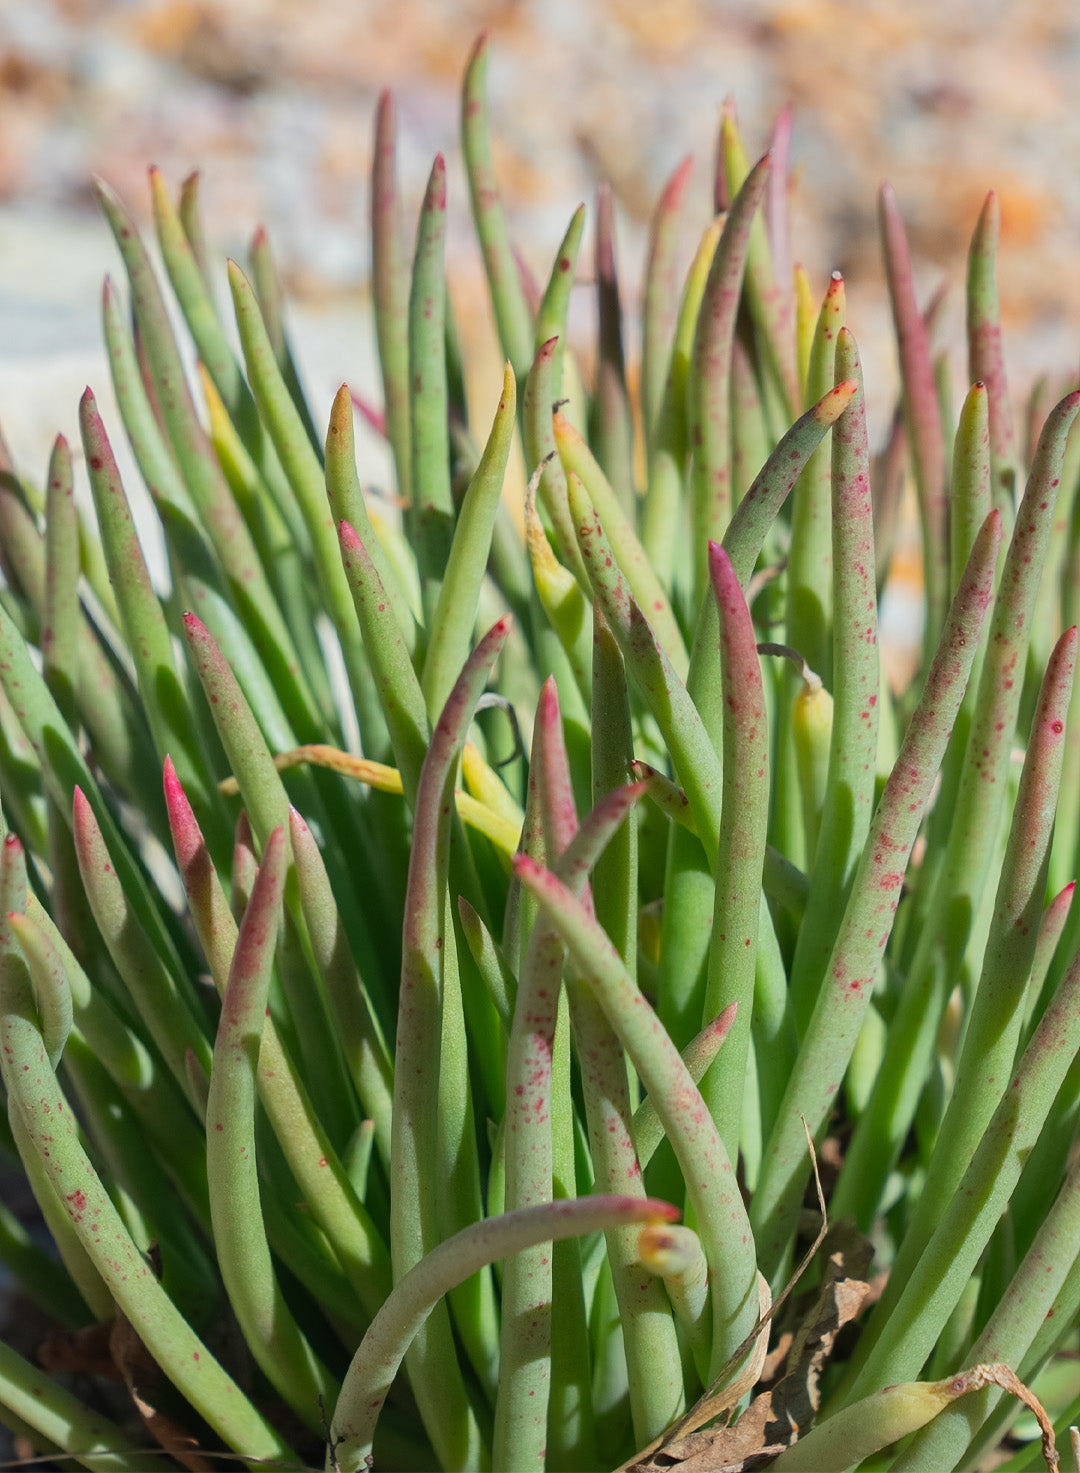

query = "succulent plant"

[{"left": 1, "top": 30, "right": 1079, "bottom": 1473}]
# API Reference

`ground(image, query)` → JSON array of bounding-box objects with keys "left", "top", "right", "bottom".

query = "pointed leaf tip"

[
  {"left": 708, "top": 540, "right": 744, "bottom": 613},
  {"left": 707, "top": 540, "right": 734, "bottom": 580},
  {"left": 714, "top": 1000, "right": 738, "bottom": 1040},
  {"left": 182, "top": 611, "right": 210, "bottom": 644},
  {"left": 643, "top": 1199, "right": 682, "bottom": 1224},
  {"left": 662, "top": 153, "right": 695, "bottom": 208},
  {"left": 424, "top": 155, "right": 448, "bottom": 210},
  {"left": 814, "top": 379, "right": 858, "bottom": 422},
  {"left": 71, "top": 785, "right": 91, "bottom": 828},
  {"left": 163, "top": 758, "right": 206, "bottom": 865},
  {"left": 338, "top": 519, "right": 362, "bottom": 553},
  {"left": 226, "top": 258, "right": 258, "bottom": 301},
  {"left": 90, "top": 175, "right": 116, "bottom": 209}
]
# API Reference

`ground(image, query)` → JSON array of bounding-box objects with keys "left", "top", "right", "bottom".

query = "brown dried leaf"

[
  {"left": 110, "top": 1310, "right": 215, "bottom": 1473},
  {"left": 759, "top": 1330, "right": 793, "bottom": 1386},
  {"left": 624, "top": 1273, "right": 776, "bottom": 1473},
  {"left": 953, "top": 1363, "right": 1058, "bottom": 1473},
  {"left": 627, "top": 1421, "right": 788, "bottom": 1472},
  {"left": 36, "top": 1320, "right": 118, "bottom": 1379},
  {"left": 627, "top": 1217, "right": 875, "bottom": 1473},
  {"left": 624, "top": 1122, "right": 839, "bottom": 1473},
  {"left": 778, "top": 1218, "right": 874, "bottom": 1404}
]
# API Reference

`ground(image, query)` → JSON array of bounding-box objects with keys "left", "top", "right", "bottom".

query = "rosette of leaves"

[{"left": 0, "top": 33, "right": 1078, "bottom": 1473}]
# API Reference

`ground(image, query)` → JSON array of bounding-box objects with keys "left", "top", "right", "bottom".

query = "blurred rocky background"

[
  {"left": 2, "top": 0, "right": 1080, "bottom": 486},
  {"left": 0, "top": 12, "right": 1071, "bottom": 711}
]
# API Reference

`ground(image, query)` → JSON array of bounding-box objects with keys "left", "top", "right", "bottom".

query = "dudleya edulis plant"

[{"left": 0, "top": 30, "right": 1078, "bottom": 1473}]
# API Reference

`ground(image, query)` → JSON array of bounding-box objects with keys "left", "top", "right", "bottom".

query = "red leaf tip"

[
  {"left": 714, "top": 1000, "right": 738, "bottom": 1040},
  {"left": 660, "top": 153, "right": 694, "bottom": 210},
  {"left": 538, "top": 672, "right": 560, "bottom": 711},
  {"left": 707, "top": 541, "right": 734, "bottom": 578}
]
